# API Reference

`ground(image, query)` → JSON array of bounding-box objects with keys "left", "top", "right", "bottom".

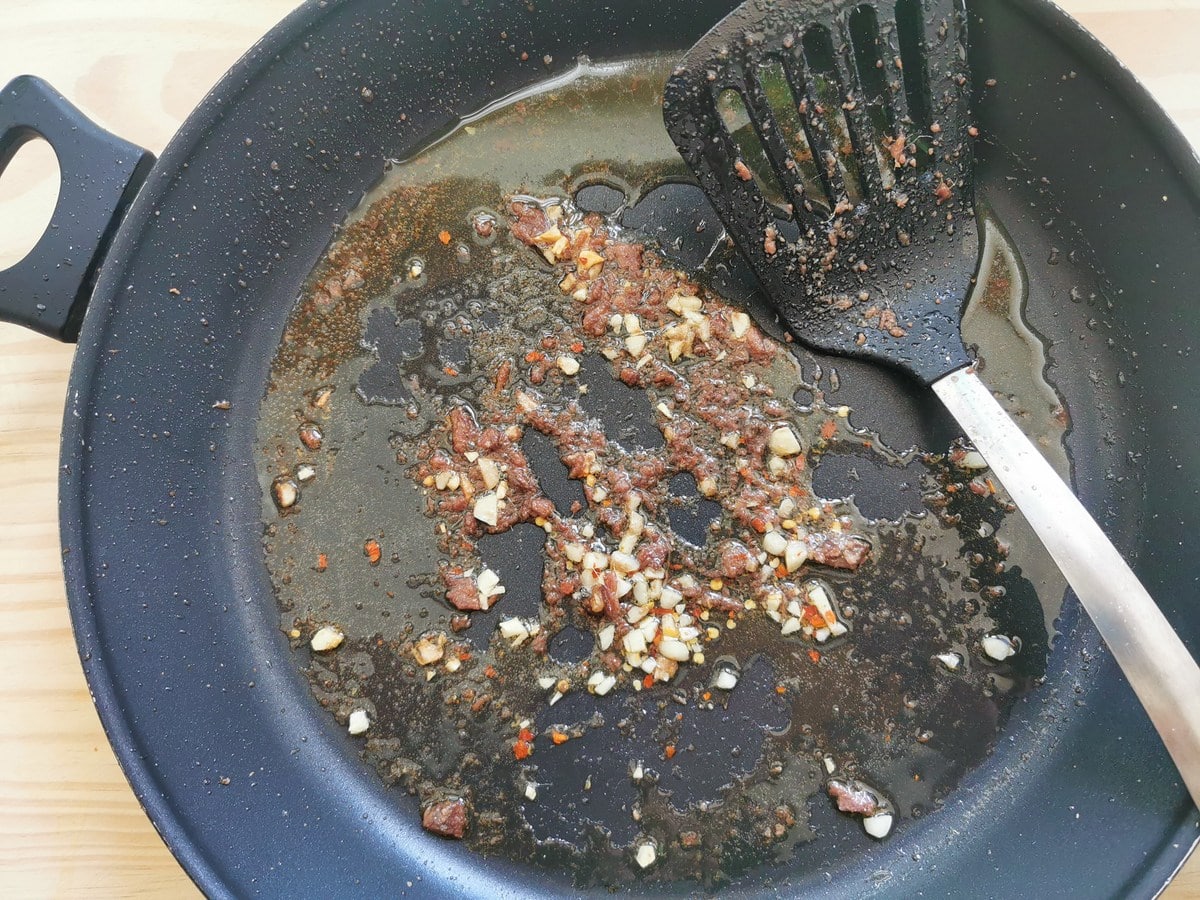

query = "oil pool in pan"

[{"left": 257, "top": 53, "right": 1075, "bottom": 888}]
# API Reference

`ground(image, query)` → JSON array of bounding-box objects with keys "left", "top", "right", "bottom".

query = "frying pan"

[{"left": 2, "top": 0, "right": 1200, "bottom": 895}]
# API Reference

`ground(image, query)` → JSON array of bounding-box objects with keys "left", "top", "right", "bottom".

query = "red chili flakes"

[
  {"left": 364, "top": 539, "right": 382, "bottom": 566},
  {"left": 820, "top": 419, "right": 837, "bottom": 441},
  {"left": 734, "top": 159, "right": 753, "bottom": 181},
  {"left": 484, "top": 665, "right": 497, "bottom": 679},
  {"left": 315, "top": 553, "right": 328, "bottom": 572},
  {"left": 524, "top": 350, "right": 544, "bottom": 363},
  {"left": 513, "top": 727, "right": 536, "bottom": 760},
  {"left": 570, "top": 341, "right": 584, "bottom": 353},
  {"left": 643, "top": 674, "right": 655, "bottom": 689},
  {"left": 808, "top": 650, "right": 822, "bottom": 664},
  {"left": 664, "top": 744, "right": 677, "bottom": 760},
  {"left": 439, "top": 230, "right": 452, "bottom": 245},
  {"left": 443, "top": 365, "right": 459, "bottom": 377},
  {"left": 551, "top": 731, "right": 569, "bottom": 745}
]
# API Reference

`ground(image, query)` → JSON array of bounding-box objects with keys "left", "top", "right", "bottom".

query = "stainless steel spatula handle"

[{"left": 935, "top": 367, "right": 1200, "bottom": 805}]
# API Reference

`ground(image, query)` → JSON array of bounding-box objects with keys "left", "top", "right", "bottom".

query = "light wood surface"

[{"left": 0, "top": 1, "right": 1198, "bottom": 897}]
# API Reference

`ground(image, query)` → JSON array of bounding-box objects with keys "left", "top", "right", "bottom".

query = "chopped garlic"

[
  {"left": 625, "top": 333, "right": 647, "bottom": 357},
  {"left": 762, "top": 531, "right": 788, "bottom": 557},
  {"left": 981, "top": 634, "right": 1018, "bottom": 661},
  {"left": 667, "top": 294, "right": 703, "bottom": 315},
  {"left": 477, "top": 457, "right": 501, "bottom": 490},
  {"left": 413, "top": 633, "right": 446, "bottom": 666},
  {"left": 564, "top": 542, "right": 586, "bottom": 564},
  {"left": 769, "top": 425, "right": 803, "bottom": 457},
  {"left": 557, "top": 355, "right": 581, "bottom": 376},
  {"left": 634, "top": 841, "right": 658, "bottom": 869},
  {"left": 623, "top": 629, "right": 648, "bottom": 655},
  {"left": 958, "top": 449, "right": 989, "bottom": 470},
  {"left": 310, "top": 626, "right": 344, "bottom": 652},
  {"left": 863, "top": 812, "right": 894, "bottom": 839},
  {"left": 785, "top": 541, "right": 808, "bottom": 573},
  {"left": 499, "top": 617, "right": 537, "bottom": 646},
  {"left": 347, "top": 709, "right": 370, "bottom": 735},
  {"left": 477, "top": 567, "right": 504, "bottom": 599},
  {"left": 714, "top": 667, "right": 739, "bottom": 691},
  {"left": 730, "top": 311, "right": 751, "bottom": 338},
  {"left": 296, "top": 464, "right": 316, "bottom": 483},
  {"left": 659, "top": 638, "right": 691, "bottom": 662},
  {"left": 473, "top": 492, "right": 499, "bottom": 527},
  {"left": 934, "top": 651, "right": 963, "bottom": 671},
  {"left": 610, "top": 551, "right": 641, "bottom": 574},
  {"left": 597, "top": 624, "right": 616, "bottom": 651}
]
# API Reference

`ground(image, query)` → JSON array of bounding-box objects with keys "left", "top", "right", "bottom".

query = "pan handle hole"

[{"left": 0, "top": 137, "right": 60, "bottom": 271}]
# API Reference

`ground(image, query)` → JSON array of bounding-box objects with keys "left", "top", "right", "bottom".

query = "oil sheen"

[{"left": 257, "top": 53, "right": 1068, "bottom": 889}]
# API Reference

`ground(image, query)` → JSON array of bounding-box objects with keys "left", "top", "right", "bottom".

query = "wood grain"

[{"left": 0, "top": 1, "right": 1197, "bottom": 896}]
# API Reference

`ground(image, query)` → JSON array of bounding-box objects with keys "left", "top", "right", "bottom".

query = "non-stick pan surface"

[{"left": 49, "top": 0, "right": 1200, "bottom": 895}]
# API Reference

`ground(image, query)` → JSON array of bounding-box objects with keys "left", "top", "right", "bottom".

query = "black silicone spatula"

[{"left": 663, "top": 0, "right": 1200, "bottom": 806}]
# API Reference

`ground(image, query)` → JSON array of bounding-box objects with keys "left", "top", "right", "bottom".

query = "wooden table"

[{"left": 1, "top": 1, "right": 1198, "bottom": 896}]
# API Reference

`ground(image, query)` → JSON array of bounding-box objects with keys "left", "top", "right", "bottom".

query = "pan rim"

[{"left": 55, "top": 0, "right": 1200, "bottom": 896}]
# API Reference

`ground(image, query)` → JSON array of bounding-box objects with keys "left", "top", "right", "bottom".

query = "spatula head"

[{"left": 664, "top": 0, "right": 976, "bottom": 385}]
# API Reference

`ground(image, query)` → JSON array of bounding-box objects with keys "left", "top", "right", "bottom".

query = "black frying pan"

[{"left": 2, "top": 0, "right": 1199, "bottom": 895}]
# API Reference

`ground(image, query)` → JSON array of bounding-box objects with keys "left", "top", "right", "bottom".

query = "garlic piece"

[
  {"left": 714, "top": 667, "right": 739, "bottom": 691},
  {"left": 310, "top": 626, "right": 344, "bottom": 652},
  {"left": 477, "top": 458, "right": 502, "bottom": 490},
  {"left": 347, "top": 709, "right": 371, "bottom": 735},
  {"left": 412, "top": 633, "right": 447, "bottom": 666},
  {"left": 762, "top": 531, "right": 788, "bottom": 558},
  {"left": 863, "top": 812, "right": 894, "bottom": 839},
  {"left": 729, "top": 311, "right": 751, "bottom": 338},
  {"left": 785, "top": 541, "right": 808, "bottom": 573},
  {"left": 981, "top": 634, "right": 1018, "bottom": 662},
  {"left": 557, "top": 355, "right": 581, "bottom": 376},
  {"left": 769, "top": 425, "right": 803, "bottom": 457},
  {"left": 473, "top": 492, "right": 499, "bottom": 527}
]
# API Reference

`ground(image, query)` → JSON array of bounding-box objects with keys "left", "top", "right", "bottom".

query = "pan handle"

[
  {"left": 934, "top": 366, "right": 1200, "bottom": 808},
  {"left": 0, "top": 76, "right": 155, "bottom": 342}
]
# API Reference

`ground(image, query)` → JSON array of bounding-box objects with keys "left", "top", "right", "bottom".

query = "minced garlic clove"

[
  {"left": 310, "top": 626, "right": 344, "bottom": 652},
  {"left": 769, "top": 425, "right": 803, "bottom": 457},
  {"left": 347, "top": 709, "right": 370, "bottom": 735},
  {"left": 473, "top": 492, "right": 500, "bottom": 527},
  {"left": 413, "top": 633, "right": 447, "bottom": 666},
  {"left": 477, "top": 458, "right": 502, "bottom": 490}
]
